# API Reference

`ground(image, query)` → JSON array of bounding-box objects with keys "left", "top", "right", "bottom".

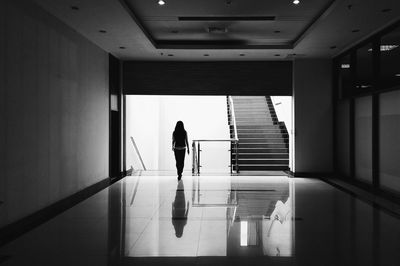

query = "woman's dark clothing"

[
  {"left": 173, "top": 130, "right": 188, "bottom": 176},
  {"left": 173, "top": 131, "right": 187, "bottom": 148},
  {"left": 174, "top": 149, "right": 185, "bottom": 176}
]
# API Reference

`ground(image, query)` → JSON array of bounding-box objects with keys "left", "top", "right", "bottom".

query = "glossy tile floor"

[{"left": 1, "top": 171, "right": 400, "bottom": 266}]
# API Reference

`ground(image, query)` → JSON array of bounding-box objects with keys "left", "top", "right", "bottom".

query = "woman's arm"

[{"left": 185, "top": 133, "right": 190, "bottom": 154}]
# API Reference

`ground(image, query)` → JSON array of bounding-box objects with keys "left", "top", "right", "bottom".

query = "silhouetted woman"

[{"left": 172, "top": 121, "right": 189, "bottom": 179}]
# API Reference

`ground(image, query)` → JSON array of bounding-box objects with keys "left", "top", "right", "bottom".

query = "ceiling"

[{"left": 33, "top": 0, "right": 400, "bottom": 61}]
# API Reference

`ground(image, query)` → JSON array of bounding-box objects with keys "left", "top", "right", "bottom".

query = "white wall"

[
  {"left": 0, "top": 0, "right": 109, "bottom": 227},
  {"left": 271, "top": 96, "right": 293, "bottom": 169},
  {"left": 293, "top": 59, "right": 333, "bottom": 174},
  {"left": 126, "top": 96, "right": 230, "bottom": 172}
]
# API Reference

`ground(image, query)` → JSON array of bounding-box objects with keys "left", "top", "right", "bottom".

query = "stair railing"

[
  {"left": 191, "top": 97, "right": 240, "bottom": 174},
  {"left": 192, "top": 139, "right": 239, "bottom": 175},
  {"left": 228, "top": 96, "right": 239, "bottom": 173},
  {"left": 130, "top": 137, "right": 146, "bottom": 170}
]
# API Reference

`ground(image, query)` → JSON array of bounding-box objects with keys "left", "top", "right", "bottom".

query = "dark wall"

[
  {"left": 0, "top": 0, "right": 109, "bottom": 227},
  {"left": 294, "top": 59, "right": 333, "bottom": 174},
  {"left": 123, "top": 61, "right": 292, "bottom": 95}
]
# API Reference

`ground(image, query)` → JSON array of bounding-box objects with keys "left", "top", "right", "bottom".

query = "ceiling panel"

[
  {"left": 123, "top": 0, "right": 334, "bottom": 49},
  {"left": 32, "top": 0, "right": 400, "bottom": 60}
]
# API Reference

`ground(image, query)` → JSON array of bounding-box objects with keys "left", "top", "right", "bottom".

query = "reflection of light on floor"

[{"left": 240, "top": 221, "right": 248, "bottom": 246}]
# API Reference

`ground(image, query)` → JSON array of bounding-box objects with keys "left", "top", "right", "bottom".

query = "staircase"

[{"left": 227, "top": 96, "right": 289, "bottom": 171}]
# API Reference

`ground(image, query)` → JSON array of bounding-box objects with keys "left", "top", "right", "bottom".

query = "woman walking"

[{"left": 172, "top": 121, "right": 189, "bottom": 179}]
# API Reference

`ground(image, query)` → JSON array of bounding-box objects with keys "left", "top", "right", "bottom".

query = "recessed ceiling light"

[
  {"left": 395, "top": 73, "right": 400, "bottom": 77},
  {"left": 99, "top": 30, "right": 107, "bottom": 33},
  {"left": 70, "top": 6, "right": 79, "bottom": 11},
  {"left": 352, "top": 29, "right": 360, "bottom": 33},
  {"left": 158, "top": 0, "right": 166, "bottom": 6},
  {"left": 341, "top": 64, "right": 350, "bottom": 69},
  {"left": 293, "top": 0, "right": 300, "bottom": 5},
  {"left": 119, "top": 46, "right": 126, "bottom": 49}
]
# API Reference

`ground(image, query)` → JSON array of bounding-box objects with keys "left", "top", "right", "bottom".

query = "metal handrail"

[
  {"left": 191, "top": 96, "right": 240, "bottom": 175},
  {"left": 228, "top": 96, "right": 239, "bottom": 141},
  {"left": 130, "top": 137, "right": 146, "bottom": 170},
  {"left": 192, "top": 139, "right": 239, "bottom": 175},
  {"left": 228, "top": 96, "right": 239, "bottom": 173}
]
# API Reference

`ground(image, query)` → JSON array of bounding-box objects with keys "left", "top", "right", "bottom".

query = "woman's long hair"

[{"left": 173, "top": 121, "right": 186, "bottom": 140}]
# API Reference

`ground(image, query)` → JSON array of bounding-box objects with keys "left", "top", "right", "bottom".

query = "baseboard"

[
  {"left": 289, "top": 171, "right": 334, "bottom": 178},
  {"left": 320, "top": 176, "right": 400, "bottom": 219},
  {"left": 0, "top": 173, "right": 125, "bottom": 247},
  {"left": 328, "top": 174, "right": 400, "bottom": 205}
]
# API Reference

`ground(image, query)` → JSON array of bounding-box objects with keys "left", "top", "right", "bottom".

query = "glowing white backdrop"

[{"left": 126, "top": 96, "right": 230, "bottom": 172}]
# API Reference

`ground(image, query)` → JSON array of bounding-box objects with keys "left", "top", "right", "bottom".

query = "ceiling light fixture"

[
  {"left": 158, "top": 0, "right": 166, "bottom": 6},
  {"left": 341, "top": 64, "right": 350, "bottom": 69},
  {"left": 395, "top": 74, "right": 400, "bottom": 77},
  {"left": 293, "top": 0, "right": 300, "bottom": 5},
  {"left": 367, "top": 45, "right": 399, "bottom": 52}
]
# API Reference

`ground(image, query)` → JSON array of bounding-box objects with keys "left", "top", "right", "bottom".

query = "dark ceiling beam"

[
  {"left": 293, "top": 0, "right": 339, "bottom": 48},
  {"left": 118, "top": 0, "right": 157, "bottom": 48}
]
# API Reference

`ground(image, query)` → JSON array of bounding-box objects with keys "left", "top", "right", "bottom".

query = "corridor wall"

[
  {"left": 0, "top": 0, "right": 109, "bottom": 227},
  {"left": 293, "top": 59, "right": 333, "bottom": 174}
]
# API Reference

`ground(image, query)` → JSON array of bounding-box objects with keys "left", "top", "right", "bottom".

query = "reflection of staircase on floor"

[{"left": 228, "top": 96, "right": 289, "bottom": 171}]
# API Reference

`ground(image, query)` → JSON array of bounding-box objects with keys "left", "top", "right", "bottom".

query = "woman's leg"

[
  {"left": 174, "top": 150, "right": 180, "bottom": 175},
  {"left": 175, "top": 150, "right": 185, "bottom": 176}
]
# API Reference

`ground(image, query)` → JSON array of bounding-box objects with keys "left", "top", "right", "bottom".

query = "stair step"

[
  {"left": 239, "top": 143, "right": 288, "bottom": 148},
  {"left": 234, "top": 165, "right": 289, "bottom": 171},
  {"left": 237, "top": 148, "right": 289, "bottom": 153},
  {"left": 232, "top": 153, "right": 289, "bottom": 159},
  {"left": 235, "top": 133, "right": 286, "bottom": 137},
  {"left": 236, "top": 134, "right": 288, "bottom": 138},
  {"left": 235, "top": 125, "right": 283, "bottom": 129},
  {"left": 232, "top": 159, "right": 289, "bottom": 164},
  {"left": 233, "top": 129, "right": 285, "bottom": 133},
  {"left": 238, "top": 138, "right": 288, "bottom": 143}
]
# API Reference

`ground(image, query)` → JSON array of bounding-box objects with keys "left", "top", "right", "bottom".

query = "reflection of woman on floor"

[
  {"left": 172, "top": 180, "right": 189, "bottom": 238},
  {"left": 172, "top": 121, "right": 189, "bottom": 180}
]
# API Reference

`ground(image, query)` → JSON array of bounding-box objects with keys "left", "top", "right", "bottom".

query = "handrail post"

[
  {"left": 192, "top": 141, "right": 195, "bottom": 174},
  {"left": 236, "top": 141, "right": 239, "bottom": 173},
  {"left": 197, "top": 142, "right": 201, "bottom": 174},
  {"left": 230, "top": 140, "right": 233, "bottom": 174}
]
